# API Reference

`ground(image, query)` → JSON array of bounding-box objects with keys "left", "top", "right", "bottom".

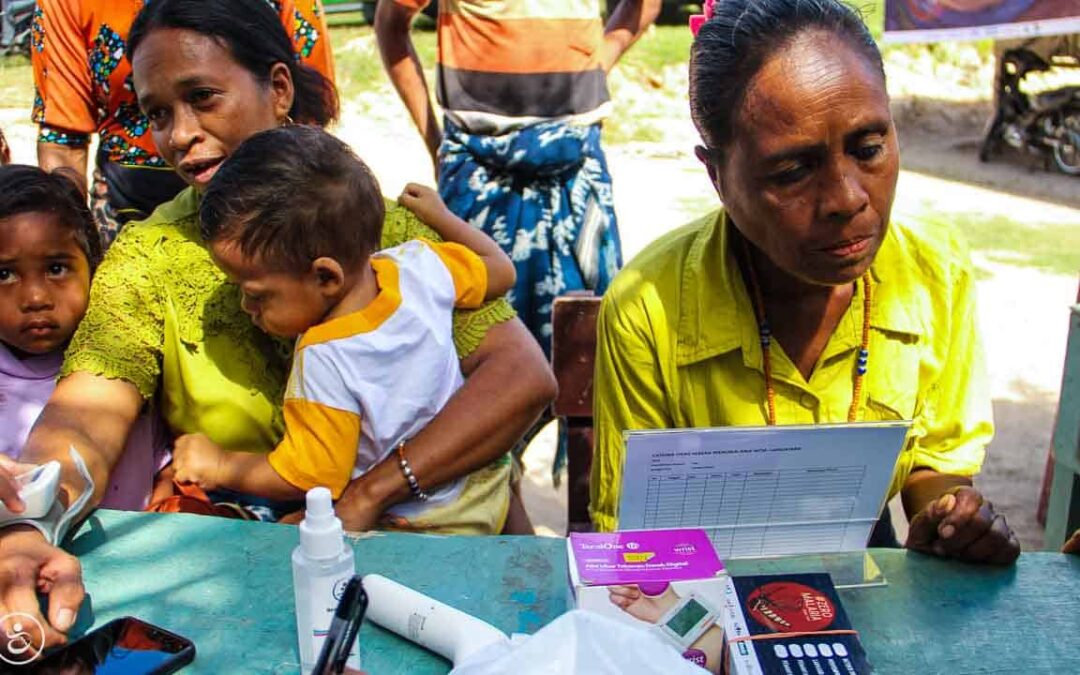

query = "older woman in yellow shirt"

[{"left": 592, "top": 0, "right": 1020, "bottom": 564}]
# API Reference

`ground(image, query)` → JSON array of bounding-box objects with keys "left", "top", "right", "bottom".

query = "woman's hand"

[
  {"left": 1062, "top": 529, "right": 1080, "bottom": 555},
  {"left": 905, "top": 486, "right": 1020, "bottom": 565},
  {"left": 279, "top": 476, "right": 385, "bottom": 530},
  {"left": 0, "top": 455, "right": 38, "bottom": 514},
  {"left": 607, "top": 584, "right": 679, "bottom": 624},
  {"left": 172, "top": 434, "right": 227, "bottom": 491},
  {"left": 0, "top": 526, "right": 84, "bottom": 656},
  {"left": 332, "top": 318, "right": 554, "bottom": 533},
  {"left": 333, "top": 480, "right": 385, "bottom": 532}
]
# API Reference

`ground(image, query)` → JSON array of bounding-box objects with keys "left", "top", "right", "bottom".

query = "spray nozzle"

[
  {"left": 306, "top": 486, "right": 334, "bottom": 519},
  {"left": 299, "top": 487, "right": 346, "bottom": 560}
]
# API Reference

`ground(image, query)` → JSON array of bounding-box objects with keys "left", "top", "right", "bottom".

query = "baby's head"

[
  {"left": 200, "top": 126, "right": 384, "bottom": 338},
  {"left": 0, "top": 165, "right": 101, "bottom": 357}
]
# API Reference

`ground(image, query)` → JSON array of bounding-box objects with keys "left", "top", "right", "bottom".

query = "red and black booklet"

[{"left": 720, "top": 573, "right": 873, "bottom": 675}]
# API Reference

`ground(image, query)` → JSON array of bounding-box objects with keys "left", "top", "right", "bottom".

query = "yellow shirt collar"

[{"left": 675, "top": 211, "right": 924, "bottom": 367}]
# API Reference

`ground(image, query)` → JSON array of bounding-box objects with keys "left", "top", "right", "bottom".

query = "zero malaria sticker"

[{"left": 745, "top": 581, "right": 837, "bottom": 633}]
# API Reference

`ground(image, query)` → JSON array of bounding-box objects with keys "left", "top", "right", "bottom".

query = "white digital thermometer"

[
  {"left": 0, "top": 461, "right": 61, "bottom": 523},
  {"left": 362, "top": 573, "right": 510, "bottom": 665}
]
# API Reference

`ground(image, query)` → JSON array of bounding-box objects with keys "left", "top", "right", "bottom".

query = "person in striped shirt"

[{"left": 375, "top": 0, "right": 659, "bottom": 356}]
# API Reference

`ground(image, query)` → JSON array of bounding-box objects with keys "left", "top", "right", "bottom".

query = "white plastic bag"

[{"left": 449, "top": 610, "right": 708, "bottom": 675}]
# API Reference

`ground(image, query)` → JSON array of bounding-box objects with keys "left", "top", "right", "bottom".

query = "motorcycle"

[
  {"left": 0, "top": 0, "right": 35, "bottom": 57},
  {"left": 980, "top": 47, "right": 1080, "bottom": 176}
]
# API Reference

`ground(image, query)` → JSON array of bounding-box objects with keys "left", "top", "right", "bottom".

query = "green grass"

[
  {"left": 329, "top": 24, "right": 436, "bottom": 103},
  {"left": 600, "top": 25, "right": 692, "bottom": 145},
  {"left": 856, "top": 0, "right": 885, "bottom": 37},
  {"left": 0, "top": 54, "right": 33, "bottom": 109},
  {"left": 621, "top": 22, "right": 693, "bottom": 69},
  {"left": 324, "top": 10, "right": 371, "bottom": 27},
  {"left": 0, "top": 4, "right": 991, "bottom": 120},
  {"left": 0, "top": 6, "right": 996, "bottom": 145},
  {"left": 919, "top": 211, "right": 1080, "bottom": 276},
  {"left": 0, "top": 27, "right": 433, "bottom": 117}
]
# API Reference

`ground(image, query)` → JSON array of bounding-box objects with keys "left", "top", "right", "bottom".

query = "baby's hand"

[
  {"left": 173, "top": 433, "right": 227, "bottom": 491},
  {"left": 398, "top": 183, "right": 452, "bottom": 228}
]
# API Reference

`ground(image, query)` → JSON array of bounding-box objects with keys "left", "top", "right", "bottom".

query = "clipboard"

[{"left": 616, "top": 421, "right": 911, "bottom": 559}]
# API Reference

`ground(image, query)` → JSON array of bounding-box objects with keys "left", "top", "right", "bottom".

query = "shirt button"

[{"left": 799, "top": 393, "right": 816, "bottom": 409}]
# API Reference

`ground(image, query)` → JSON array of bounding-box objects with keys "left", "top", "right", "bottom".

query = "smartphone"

[{"left": 27, "top": 616, "right": 195, "bottom": 674}]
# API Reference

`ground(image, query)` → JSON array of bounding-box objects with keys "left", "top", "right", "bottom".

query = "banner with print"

[{"left": 883, "top": 0, "right": 1080, "bottom": 43}]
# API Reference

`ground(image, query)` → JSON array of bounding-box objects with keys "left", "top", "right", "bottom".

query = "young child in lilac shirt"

[{"left": 0, "top": 165, "right": 168, "bottom": 510}]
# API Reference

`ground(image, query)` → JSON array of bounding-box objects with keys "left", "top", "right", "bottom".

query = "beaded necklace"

[{"left": 741, "top": 240, "right": 872, "bottom": 426}]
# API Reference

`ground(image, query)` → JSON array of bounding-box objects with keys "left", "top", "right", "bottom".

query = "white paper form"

[{"left": 617, "top": 422, "right": 910, "bottom": 559}]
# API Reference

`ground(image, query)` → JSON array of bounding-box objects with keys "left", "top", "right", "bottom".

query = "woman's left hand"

[
  {"left": 333, "top": 478, "right": 385, "bottom": 532},
  {"left": 905, "top": 486, "right": 1020, "bottom": 565},
  {"left": 278, "top": 501, "right": 384, "bottom": 530},
  {"left": 1062, "top": 529, "right": 1080, "bottom": 555}
]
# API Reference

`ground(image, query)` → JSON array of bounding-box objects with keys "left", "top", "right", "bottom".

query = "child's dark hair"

[
  {"left": 200, "top": 126, "right": 384, "bottom": 273},
  {"left": 690, "top": 0, "right": 884, "bottom": 152},
  {"left": 0, "top": 165, "right": 102, "bottom": 271},
  {"left": 128, "top": 0, "right": 339, "bottom": 127}
]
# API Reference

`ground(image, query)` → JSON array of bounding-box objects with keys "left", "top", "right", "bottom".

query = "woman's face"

[
  {"left": 702, "top": 32, "right": 899, "bottom": 287},
  {"left": 131, "top": 28, "right": 294, "bottom": 191}
]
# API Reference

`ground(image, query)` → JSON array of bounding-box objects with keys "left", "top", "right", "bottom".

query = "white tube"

[{"left": 362, "top": 574, "right": 509, "bottom": 665}]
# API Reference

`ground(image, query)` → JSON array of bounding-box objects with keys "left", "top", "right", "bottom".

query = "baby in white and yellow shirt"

[{"left": 171, "top": 126, "right": 515, "bottom": 524}]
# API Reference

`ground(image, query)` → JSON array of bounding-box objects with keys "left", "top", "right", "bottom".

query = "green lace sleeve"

[
  {"left": 60, "top": 224, "right": 165, "bottom": 400},
  {"left": 382, "top": 201, "right": 517, "bottom": 358}
]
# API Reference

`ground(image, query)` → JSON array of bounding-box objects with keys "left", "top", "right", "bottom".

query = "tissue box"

[
  {"left": 567, "top": 529, "right": 727, "bottom": 671},
  {"left": 720, "top": 573, "right": 872, "bottom": 675}
]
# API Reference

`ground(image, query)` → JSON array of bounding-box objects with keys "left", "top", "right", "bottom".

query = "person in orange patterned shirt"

[{"left": 31, "top": 0, "right": 335, "bottom": 246}]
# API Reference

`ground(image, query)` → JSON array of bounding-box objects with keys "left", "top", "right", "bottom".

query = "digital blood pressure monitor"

[{"left": 654, "top": 594, "right": 718, "bottom": 649}]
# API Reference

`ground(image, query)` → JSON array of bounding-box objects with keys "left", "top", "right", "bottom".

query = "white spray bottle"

[{"left": 292, "top": 487, "right": 360, "bottom": 673}]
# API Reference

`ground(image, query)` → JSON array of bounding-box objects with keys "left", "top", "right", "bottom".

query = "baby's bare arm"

[
  {"left": 174, "top": 434, "right": 304, "bottom": 501},
  {"left": 398, "top": 183, "right": 516, "bottom": 299}
]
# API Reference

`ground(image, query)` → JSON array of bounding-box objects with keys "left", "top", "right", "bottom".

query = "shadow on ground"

[
  {"left": 977, "top": 385, "right": 1060, "bottom": 552},
  {"left": 892, "top": 97, "right": 1080, "bottom": 209}
]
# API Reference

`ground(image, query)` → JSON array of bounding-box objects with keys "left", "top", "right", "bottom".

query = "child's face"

[
  {"left": 211, "top": 240, "right": 331, "bottom": 339},
  {"left": 0, "top": 211, "right": 92, "bottom": 356}
]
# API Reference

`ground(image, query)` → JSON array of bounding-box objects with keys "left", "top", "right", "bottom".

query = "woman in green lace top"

[{"left": 0, "top": 0, "right": 555, "bottom": 647}]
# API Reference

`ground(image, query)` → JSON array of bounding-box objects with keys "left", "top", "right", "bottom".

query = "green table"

[
  {"left": 726, "top": 554, "right": 1080, "bottom": 673},
  {"left": 67, "top": 510, "right": 566, "bottom": 674},
  {"left": 66, "top": 511, "right": 1079, "bottom": 674}
]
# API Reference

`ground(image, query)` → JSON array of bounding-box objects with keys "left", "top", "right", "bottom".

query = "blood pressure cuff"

[{"left": 2, "top": 446, "right": 96, "bottom": 545}]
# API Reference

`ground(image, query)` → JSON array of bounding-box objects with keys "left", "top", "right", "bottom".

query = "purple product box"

[
  {"left": 569, "top": 529, "right": 724, "bottom": 586},
  {"left": 567, "top": 530, "right": 728, "bottom": 672}
]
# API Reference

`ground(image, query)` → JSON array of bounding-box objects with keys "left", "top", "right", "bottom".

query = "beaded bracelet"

[{"left": 396, "top": 442, "right": 430, "bottom": 502}]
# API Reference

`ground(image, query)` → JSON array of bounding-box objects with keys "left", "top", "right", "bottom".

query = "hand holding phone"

[{"left": 25, "top": 616, "right": 194, "bottom": 674}]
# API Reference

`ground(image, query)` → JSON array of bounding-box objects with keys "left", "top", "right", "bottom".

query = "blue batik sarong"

[{"left": 438, "top": 119, "right": 622, "bottom": 357}]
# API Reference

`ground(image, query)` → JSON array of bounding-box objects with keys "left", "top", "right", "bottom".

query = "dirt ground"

[{"left": 1, "top": 33, "right": 1077, "bottom": 553}]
